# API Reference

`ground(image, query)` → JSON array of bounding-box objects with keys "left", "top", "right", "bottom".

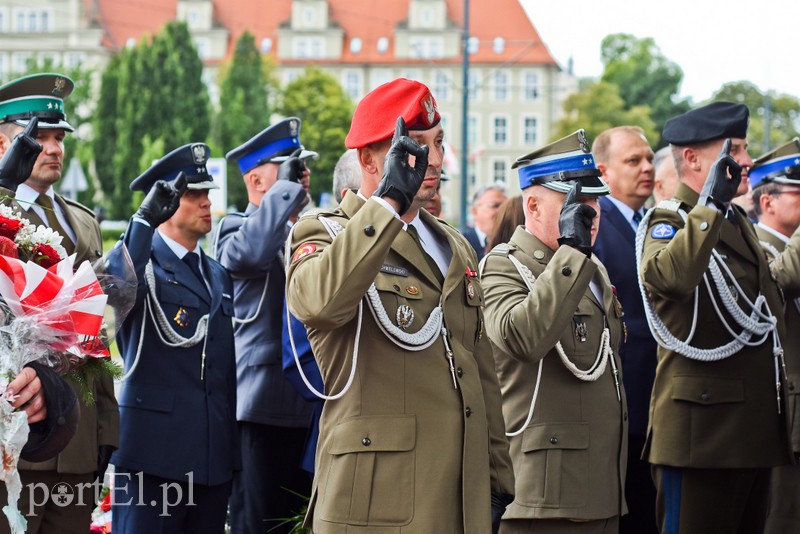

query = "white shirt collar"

[
  {"left": 757, "top": 221, "right": 790, "bottom": 244},
  {"left": 606, "top": 195, "right": 642, "bottom": 225},
  {"left": 158, "top": 230, "right": 202, "bottom": 260},
  {"left": 16, "top": 183, "right": 54, "bottom": 210}
]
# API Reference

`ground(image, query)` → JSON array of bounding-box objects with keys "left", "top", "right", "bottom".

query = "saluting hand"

[
  {"left": 557, "top": 182, "right": 596, "bottom": 257},
  {"left": 698, "top": 138, "right": 742, "bottom": 209},
  {"left": 134, "top": 172, "right": 188, "bottom": 227},
  {"left": 277, "top": 148, "right": 307, "bottom": 184},
  {"left": 374, "top": 117, "right": 429, "bottom": 216},
  {"left": 0, "top": 117, "right": 43, "bottom": 193}
]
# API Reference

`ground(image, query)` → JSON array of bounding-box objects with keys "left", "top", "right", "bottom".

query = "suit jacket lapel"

[
  {"left": 152, "top": 233, "right": 211, "bottom": 305},
  {"left": 600, "top": 197, "right": 635, "bottom": 246},
  {"left": 201, "top": 250, "right": 222, "bottom": 313}
]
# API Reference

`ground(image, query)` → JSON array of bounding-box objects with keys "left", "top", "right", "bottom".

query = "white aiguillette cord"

[
  {"left": 478, "top": 251, "right": 618, "bottom": 437},
  {"left": 284, "top": 216, "right": 454, "bottom": 401}
]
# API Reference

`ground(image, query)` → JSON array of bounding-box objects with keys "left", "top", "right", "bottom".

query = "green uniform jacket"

[
  {"left": 757, "top": 224, "right": 800, "bottom": 453},
  {"left": 286, "top": 193, "right": 514, "bottom": 534},
  {"left": 640, "top": 183, "right": 790, "bottom": 468},
  {"left": 481, "top": 227, "right": 628, "bottom": 521},
  {"left": 0, "top": 188, "right": 120, "bottom": 474}
]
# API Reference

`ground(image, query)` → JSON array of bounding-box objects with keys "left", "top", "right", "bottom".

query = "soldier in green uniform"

[
  {"left": 481, "top": 130, "right": 628, "bottom": 533},
  {"left": 637, "top": 102, "right": 793, "bottom": 533},
  {"left": 749, "top": 138, "right": 800, "bottom": 533},
  {"left": 285, "top": 78, "right": 514, "bottom": 534}
]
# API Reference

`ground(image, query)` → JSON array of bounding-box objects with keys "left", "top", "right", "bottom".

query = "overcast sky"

[{"left": 519, "top": 0, "right": 797, "bottom": 104}]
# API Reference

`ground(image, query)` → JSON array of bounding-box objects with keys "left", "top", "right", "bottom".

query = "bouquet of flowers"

[{"left": 0, "top": 204, "right": 135, "bottom": 533}]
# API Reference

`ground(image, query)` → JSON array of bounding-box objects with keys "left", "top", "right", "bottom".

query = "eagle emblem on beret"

[
  {"left": 578, "top": 130, "right": 589, "bottom": 152},
  {"left": 191, "top": 144, "right": 207, "bottom": 164},
  {"left": 423, "top": 95, "right": 437, "bottom": 125}
]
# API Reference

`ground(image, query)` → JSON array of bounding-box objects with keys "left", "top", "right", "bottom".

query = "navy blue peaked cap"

[
  {"left": 226, "top": 117, "right": 317, "bottom": 174},
  {"left": 130, "top": 143, "right": 218, "bottom": 193}
]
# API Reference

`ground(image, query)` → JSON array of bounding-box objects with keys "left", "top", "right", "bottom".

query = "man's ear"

[
  {"left": 0, "top": 132, "right": 11, "bottom": 158},
  {"left": 596, "top": 162, "right": 607, "bottom": 177},
  {"left": 358, "top": 147, "right": 379, "bottom": 176},
  {"left": 683, "top": 147, "right": 701, "bottom": 172}
]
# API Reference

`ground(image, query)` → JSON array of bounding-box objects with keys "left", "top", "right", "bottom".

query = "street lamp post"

[{"left": 459, "top": 0, "right": 470, "bottom": 231}]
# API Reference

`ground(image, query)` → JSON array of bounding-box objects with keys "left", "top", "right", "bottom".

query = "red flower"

[
  {"left": 0, "top": 236, "right": 18, "bottom": 258},
  {"left": 0, "top": 215, "right": 22, "bottom": 240},
  {"left": 30, "top": 243, "right": 61, "bottom": 269}
]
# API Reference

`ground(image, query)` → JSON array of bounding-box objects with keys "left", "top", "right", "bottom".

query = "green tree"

[
  {"left": 711, "top": 81, "right": 800, "bottom": 157},
  {"left": 94, "top": 52, "right": 123, "bottom": 211},
  {"left": 552, "top": 80, "right": 657, "bottom": 145},
  {"left": 278, "top": 67, "right": 354, "bottom": 204},
  {"left": 600, "top": 33, "right": 690, "bottom": 145},
  {"left": 212, "top": 31, "right": 277, "bottom": 210}
]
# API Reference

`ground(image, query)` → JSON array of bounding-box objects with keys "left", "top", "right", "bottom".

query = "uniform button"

[
  {"left": 700, "top": 392, "right": 710, "bottom": 401},
  {"left": 393, "top": 284, "right": 401, "bottom": 292},
  {"left": 699, "top": 221, "right": 709, "bottom": 231},
  {"left": 136, "top": 397, "right": 142, "bottom": 403},
  {"left": 457, "top": 367, "right": 464, "bottom": 377},
  {"left": 57, "top": 416, "right": 66, "bottom": 426},
  {"left": 282, "top": 191, "right": 290, "bottom": 200},
  {"left": 465, "top": 407, "right": 472, "bottom": 417},
  {"left": 549, "top": 436, "right": 558, "bottom": 445},
  {"left": 533, "top": 250, "right": 545, "bottom": 260},
  {"left": 364, "top": 224, "right": 376, "bottom": 236},
  {"left": 562, "top": 267, "right": 572, "bottom": 276},
  {"left": 362, "top": 437, "right": 371, "bottom": 446}
]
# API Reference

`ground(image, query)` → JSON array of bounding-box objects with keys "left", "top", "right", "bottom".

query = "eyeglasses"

[{"left": 772, "top": 189, "right": 800, "bottom": 196}]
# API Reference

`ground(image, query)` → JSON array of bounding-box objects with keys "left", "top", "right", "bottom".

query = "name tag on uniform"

[{"left": 380, "top": 264, "right": 409, "bottom": 277}]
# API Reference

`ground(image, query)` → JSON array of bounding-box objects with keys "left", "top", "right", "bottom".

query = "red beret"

[{"left": 345, "top": 78, "right": 441, "bottom": 149}]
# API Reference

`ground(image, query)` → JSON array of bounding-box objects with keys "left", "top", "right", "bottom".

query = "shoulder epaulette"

[
  {"left": 486, "top": 243, "right": 514, "bottom": 257},
  {"left": 60, "top": 196, "right": 95, "bottom": 218},
  {"left": 656, "top": 199, "right": 682, "bottom": 212}
]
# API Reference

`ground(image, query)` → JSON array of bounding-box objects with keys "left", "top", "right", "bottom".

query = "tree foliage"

[
  {"left": 94, "top": 22, "right": 210, "bottom": 219},
  {"left": 711, "top": 81, "right": 800, "bottom": 156},
  {"left": 552, "top": 80, "right": 657, "bottom": 145},
  {"left": 278, "top": 67, "right": 354, "bottom": 204},
  {"left": 211, "top": 31, "right": 277, "bottom": 210},
  {"left": 600, "top": 33, "right": 690, "bottom": 146}
]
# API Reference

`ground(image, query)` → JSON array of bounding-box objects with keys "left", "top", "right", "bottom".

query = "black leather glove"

[
  {"left": 698, "top": 138, "right": 742, "bottom": 209},
  {"left": 94, "top": 444, "right": 116, "bottom": 484},
  {"left": 374, "top": 117, "right": 429, "bottom": 216},
  {"left": 277, "top": 148, "right": 306, "bottom": 183},
  {"left": 20, "top": 361, "right": 80, "bottom": 463},
  {"left": 557, "top": 182, "right": 596, "bottom": 257},
  {"left": 491, "top": 490, "right": 514, "bottom": 534},
  {"left": 0, "top": 117, "right": 42, "bottom": 192},
  {"left": 134, "top": 172, "right": 188, "bottom": 227}
]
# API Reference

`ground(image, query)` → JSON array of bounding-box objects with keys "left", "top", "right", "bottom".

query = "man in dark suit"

[
  {"left": 592, "top": 126, "right": 658, "bottom": 534},
  {"left": 463, "top": 182, "right": 507, "bottom": 260},
  {"left": 0, "top": 73, "right": 118, "bottom": 534},
  {"left": 108, "top": 144, "right": 240, "bottom": 534},
  {"left": 216, "top": 118, "right": 317, "bottom": 533}
]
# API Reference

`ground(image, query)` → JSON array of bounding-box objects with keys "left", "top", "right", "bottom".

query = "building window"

[
  {"left": 493, "top": 70, "right": 509, "bottom": 102},
  {"left": 13, "top": 52, "right": 31, "bottom": 72},
  {"left": 492, "top": 159, "right": 508, "bottom": 182},
  {"left": 15, "top": 11, "right": 24, "bottom": 31},
  {"left": 467, "top": 113, "right": 479, "bottom": 149},
  {"left": 310, "top": 38, "right": 322, "bottom": 58},
  {"left": 350, "top": 37, "right": 362, "bottom": 54},
  {"left": 467, "top": 36, "right": 479, "bottom": 54},
  {"left": 194, "top": 38, "right": 211, "bottom": 59},
  {"left": 468, "top": 69, "right": 481, "bottom": 102},
  {"left": 492, "top": 115, "right": 508, "bottom": 145},
  {"left": 493, "top": 37, "right": 505, "bottom": 54},
  {"left": 40, "top": 10, "right": 49, "bottom": 31},
  {"left": 0, "top": 54, "right": 7, "bottom": 79},
  {"left": 343, "top": 71, "right": 362, "bottom": 101},
  {"left": 433, "top": 70, "right": 450, "bottom": 102},
  {"left": 303, "top": 7, "right": 316, "bottom": 26},
  {"left": 468, "top": 161, "right": 476, "bottom": 187},
  {"left": 377, "top": 37, "right": 389, "bottom": 54},
  {"left": 0, "top": 11, "right": 5, "bottom": 32},
  {"left": 409, "top": 37, "right": 444, "bottom": 59},
  {"left": 421, "top": 7, "right": 433, "bottom": 27},
  {"left": 522, "top": 116, "right": 538, "bottom": 145},
  {"left": 260, "top": 38, "right": 273, "bottom": 53},
  {"left": 64, "top": 52, "right": 84, "bottom": 69},
  {"left": 402, "top": 69, "right": 421, "bottom": 82},
  {"left": 523, "top": 71, "right": 539, "bottom": 100},
  {"left": 28, "top": 11, "right": 36, "bottom": 31}
]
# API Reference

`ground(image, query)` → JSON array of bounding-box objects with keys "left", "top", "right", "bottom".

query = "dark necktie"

[
  {"left": 407, "top": 225, "right": 445, "bottom": 285},
  {"left": 37, "top": 194, "right": 75, "bottom": 255},
  {"left": 183, "top": 252, "right": 208, "bottom": 293},
  {"left": 632, "top": 210, "right": 643, "bottom": 228}
]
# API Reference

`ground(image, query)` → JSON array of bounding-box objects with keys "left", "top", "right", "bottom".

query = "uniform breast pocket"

[
  {"left": 519, "top": 422, "right": 589, "bottom": 508},
  {"left": 559, "top": 298, "right": 604, "bottom": 368},
  {"left": 318, "top": 415, "right": 416, "bottom": 526},
  {"left": 373, "top": 275, "right": 425, "bottom": 333},
  {"left": 461, "top": 278, "right": 484, "bottom": 351},
  {"left": 158, "top": 284, "right": 201, "bottom": 330}
]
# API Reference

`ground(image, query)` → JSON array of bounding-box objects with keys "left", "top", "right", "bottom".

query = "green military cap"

[
  {"left": 0, "top": 73, "right": 74, "bottom": 132},
  {"left": 512, "top": 129, "right": 610, "bottom": 195},
  {"left": 750, "top": 138, "right": 800, "bottom": 188}
]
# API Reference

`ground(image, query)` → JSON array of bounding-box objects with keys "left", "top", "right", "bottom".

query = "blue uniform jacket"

[
  {"left": 109, "top": 221, "right": 240, "bottom": 485},
  {"left": 215, "top": 180, "right": 313, "bottom": 428},
  {"left": 594, "top": 196, "right": 658, "bottom": 437}
]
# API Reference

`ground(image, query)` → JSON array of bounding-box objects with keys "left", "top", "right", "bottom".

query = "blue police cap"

[
  {"left": 226, "top": 117, "right": 318, "bottom": 174},
  {"left": 750, "top": 138, "right": 800, "bottom": 188},
  {"left": 512, "top": 129, "right": 610, "bottom": 195},
  {"left": 662, "top": 101, "right": 749, "bottom": 146},
  {"left": 130, "top": 143, "right": 218, "bottom": 193},
  {"left": 0, "top": 73, "right": 75, "bottom": 132}
]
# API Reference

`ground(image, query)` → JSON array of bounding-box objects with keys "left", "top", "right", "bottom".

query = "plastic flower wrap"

[{"left": 0, "top": 205, "right": 136, "bottom": 533}]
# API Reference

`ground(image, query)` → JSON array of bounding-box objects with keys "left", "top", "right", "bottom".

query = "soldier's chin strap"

[
  {"left": 284, "top": 216, "right": 453, "bottom": 401},
  {"left": 635, "top": 202, "right": 786, "bottom": 413},
  {"left": 116, "top": 260, "right": 210, "bottom": 383},
  {"left": 479, "top": 248, "right": 619, "bottom": 438}
]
